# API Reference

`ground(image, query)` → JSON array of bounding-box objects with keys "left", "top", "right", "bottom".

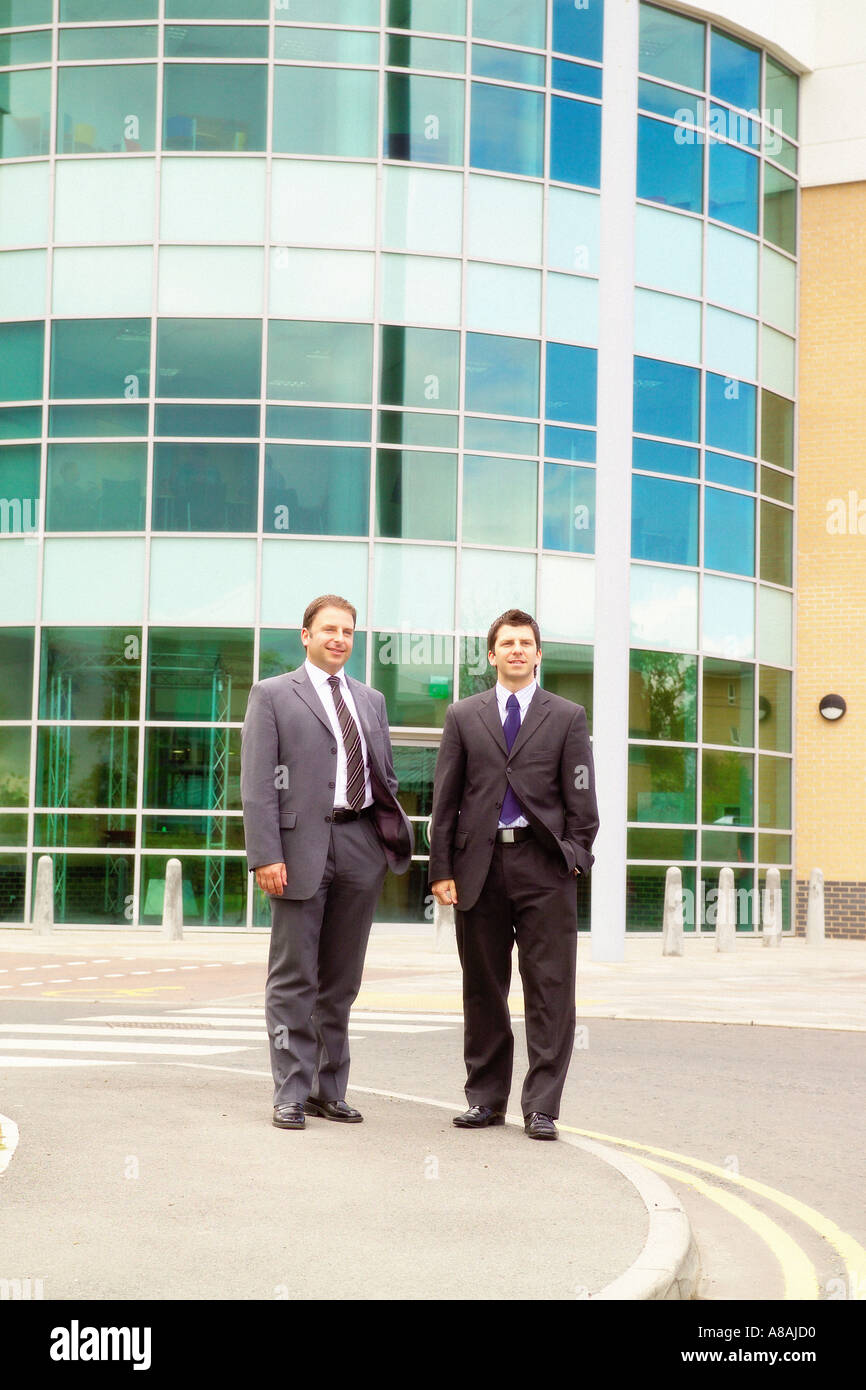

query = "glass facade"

[{"left": 0, "top": 1, "right": 796, "bottom": 933}]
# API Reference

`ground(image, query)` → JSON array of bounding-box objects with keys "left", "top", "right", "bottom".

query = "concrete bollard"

[
  {"left": 163, "top": 858, "right": 184, "bottom": 940},
  {"left": 715, "top": 867, "right": 736, "bottom": 952},
  {"left": 433, "top": 896, "right": 456, "bottom": 954},
  {"left": 662, "top": 866, "right": 684, "bottom": 955},
  {"left": 762, "top": 867, "right": 782, "bottom": 947},
  {"left": 805, "top": 868, "right": 825, "bottom": 944},
  {"left": 33, "top": 855, "right": 54, "bottom": 935}
]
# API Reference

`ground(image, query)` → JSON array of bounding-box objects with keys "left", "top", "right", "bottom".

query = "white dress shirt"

[
  {"left": 304, "top": 659, "right": 374, "bottom": 810},
  {"left": 495, "top": 679, "right": 536, "bottom": 828}
]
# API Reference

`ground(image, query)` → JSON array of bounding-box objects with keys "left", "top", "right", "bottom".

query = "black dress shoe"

[
  {"left": 524, "top": 1112, "right": 558, "bottom": 1140},
  {"left": 453, "top": 1105, "right": 506, "bottom": 1128},
  {"left": 273, "top": 1102, "right": 305, "bottom": 1129},
  {"left": 304, "top": 1097, "right": 363, "bottom": 1123}
]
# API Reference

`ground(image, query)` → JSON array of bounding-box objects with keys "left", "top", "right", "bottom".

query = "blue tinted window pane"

[
  {"left": 472, "top": 0, "right": 546, "bottom": 49},
  {"left": 638, "top": 79, "right": 701, "bottom": 124},
  {"left": 632, "top": 476, "right": 698, "bottom": 565},
  {"left": 545, "top": 425, "right": 596, "bottom": 462},
  {"left": 634, "top": 358, "right": 699, "bottom": 442},
  {"left": 551, "top": 96, "right": 601, "bottom": 188},
  {"left": 472, "top": 45, "right": 544, "bottom": 85},
  {"left": 267, "top": 407, "right": 372, "bottom": 442},
  {"left": 710, "top": 30, "right": 760, "bottom": 112},
  {"left": 704, "top": 488, "right": 755, "bottom": 575},
  {"left": 709, "top": 141, "right": 759, "bottom": 233},
  {"left": 264, "top": 444, "right": 369, "bottom": 536},
  {"left": 274, "top": 68, "right": 378, "bottom": 158},
  {"left": 163, "top": 64, "right": 267, "bottom": 151},
  {"left": 156, "top": 320, "right": 262, "bottom": 399},
  {"left": 153, "top": 443, "right": 258, "bottom": 531},
  {"left": 51, "top": 320, "right": 150, "bottom": 399},
  {"left": 553, "top": 0, "right": 604, "bottom": 62},
  {"left": 465, "top": 334, "right": 539, "bottom": 418},
  {"left": 464, "top": 418, "right": 538, "bottom": 454},
  {"left": 0, "top": 322, "right": 44, "bottom": 402},
  {"left": 546, "top": 343, "right": 597, "bottom": 426},
  {"left": 633, "top": 437, "right": 699, "bottom": 478},
  {"left": 706, "top": 374, "right": 756, "bottom": 455},
  {"left": 268, "top": 321, "right": 373, "bottom": 404},
  {"left": 706, "top": 453, "right": 755, "bottom": 490},
  {"left": 471, "top": 83, "right": 544, "bottom": 178},
  {"left": 543, "top": 462, "right": 595, "bottom": 553},
  {"left": 552, "top": 59, "right": 602, "bottom": 99},
  {"left": 386, "top": 73, "right": 464, "bottom": 164},
  {"left": 155, "top": 405, "right": 260, "bottom": 437},
  {"left": 49, "top": 405, "right": 149, "bottom": 437},
  {"left": 709, "top": 103, "right": 760, "bottom": 149},
  {"left": 637, "top": 114, "right": 702, "bottom": 213}
]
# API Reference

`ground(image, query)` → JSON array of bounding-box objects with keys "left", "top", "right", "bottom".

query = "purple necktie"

[{"left": 500, "top": 693, "right": 524, "bottom": 826}]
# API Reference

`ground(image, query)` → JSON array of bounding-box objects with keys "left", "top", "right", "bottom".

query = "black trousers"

[{"left": 455, "top": 836, "right": 578, "bottom": 1118}]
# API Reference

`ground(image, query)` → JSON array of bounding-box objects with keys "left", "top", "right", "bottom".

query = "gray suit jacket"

[
  {"left": 241, "top": 665, "right": 414, "bottom": 900},
  {"left": 428, "top": 685, "right": 599, "bottom": 912}
]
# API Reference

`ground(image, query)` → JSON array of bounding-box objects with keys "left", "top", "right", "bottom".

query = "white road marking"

[
  {"left": 0, "top": 1057, "right": 133, "bottom": 1068},
  {"left": 0, "top": 1039, "right": 246, "bottom": 1056}
]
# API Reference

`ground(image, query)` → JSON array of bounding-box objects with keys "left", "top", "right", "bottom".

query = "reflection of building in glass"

[{"left": 0, "top": 0, "right": 862, "bottom": 941}]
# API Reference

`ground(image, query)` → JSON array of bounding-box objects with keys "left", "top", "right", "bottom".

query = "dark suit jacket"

[
  {"left": 428, "top": 686, "right": 599, "bottom": 912},
  {"left": 241, "top": 665, "right": 414, "bottom": 900}
]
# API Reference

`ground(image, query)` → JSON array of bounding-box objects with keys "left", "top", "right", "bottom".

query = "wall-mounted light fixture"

[{"left": 818, "top": 694, "right": 847, "bottom": 722}]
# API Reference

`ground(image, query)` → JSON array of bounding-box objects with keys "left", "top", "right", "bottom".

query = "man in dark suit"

[
  {"left": 241, "top": 594, "right": 413, "bottom": 1130},
  {"left": 429, "top": 609, "right": 598, "bottom": 1140}
]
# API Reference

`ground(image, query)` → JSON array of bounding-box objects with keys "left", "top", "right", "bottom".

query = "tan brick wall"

[{"left": 797, "top": 181, "right": 866, "bottom": 892}]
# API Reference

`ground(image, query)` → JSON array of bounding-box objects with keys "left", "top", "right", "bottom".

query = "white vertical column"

[{"left": 590, "top": 0, "right": 640, "bottom": 961}]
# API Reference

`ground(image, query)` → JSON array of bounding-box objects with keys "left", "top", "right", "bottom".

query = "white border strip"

[{"left": 0, "top": 1112, "right": 20, "bottom": 1177}]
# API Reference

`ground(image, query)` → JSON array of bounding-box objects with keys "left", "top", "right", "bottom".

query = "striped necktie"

[{"left": 328, "top": 675, "right": 366, "bottom": 811}]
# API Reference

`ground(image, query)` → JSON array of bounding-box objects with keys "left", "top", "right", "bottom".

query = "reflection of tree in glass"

[{"left": 631, "top": 651, "right": 696, "bottom": 740}]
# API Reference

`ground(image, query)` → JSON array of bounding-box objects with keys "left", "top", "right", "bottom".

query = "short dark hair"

[
  {"left": 302, "top": 594, "right": 357, "bottom": 631},
  {"left": 487, "top": 609, "right": 541, "bottom": 654}
]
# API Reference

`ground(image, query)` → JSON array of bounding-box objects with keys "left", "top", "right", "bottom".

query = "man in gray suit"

[
  {"left": 241, "top": 594, "right": 413, "bottom": 1130},
  {"left": 429, "top": 609, "right": 598, "bottom": 1140}
]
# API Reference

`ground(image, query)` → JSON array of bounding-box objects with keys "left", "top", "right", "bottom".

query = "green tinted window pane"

[
  {"left": 0, "top": 628, "right": 33, "bottom": 718},
  {"left": 372, "top": 631, "right": 454, "bottom": 727},
  {"left": 144, "top": 726, "right": 241, "bottom": 809},
  {"left": 0, "top": 407, "right": 41, "bottom": 439},
  {"left": 142, "top": 814, "right": 246, "bottom": 851},
  {"left": 36, "top": 726, "right": 139, "bottom": 807},
  {"left": 760, "top": 500, "right": 792, "bottom": 587},
  {"left": 457, "top": 633, "right": 495, "bottom": 697},
  {"left": 472, "top": 0, "right": 545, "bottom": 48},
  {"left": 638, "top": 79, "right": 701, "bottom": 124},
  {"left": 702, "top": 657, "right": 753, "bottom": 747},
  {"left": 539, "top": 642, "right": 592, "bottom": 725},
  {"left": 375, "top": 860, "right": 436, "bottom": 926},
  {"left": 57, "top": 65, "right": 156, "bottom": 153},
  {"left": 701, "top": 827, "right": 753, "bottom": 863},
  {"left": 264, "top": 444, "right": 369, "bottom": 537},
  {"left": 464, "top": 418, "right": 538, "bottom": 455},
  {"left": 1, "top": 0, "right": 52, "bottom": 21},
  {"left": 376, "top": 449, "right": 457, "bottom": 540},
  {"left": 152, "top": 443, "right": 258, "bottom": 531},
  {"left": 465, "top": 333, "right": 539, "bottom": 418},
  {"left": 0, "top": 68, "right": 50, "bottom": 158},
  {"left": 472, "top": 45, "right": 544, "bottom": 85},
  {"left": 761, "top": 390, "right": 794, "bottom": 470},
  {"left": 34, "top": 813, "right": 135, "bottom": 848},
  {"left": 763, "top": 166, "right": 797, "bottom": 255},
  {"left": 267, "top": 407, "right": 371, "bottom": 443},
  {"left": 274, "top": 27, "right": 378, "bottom": 63},
  {"left": 32, "top": 853, "right": 135, "bottom": 925},
  {"left": 163, "top": 64, "right": 266, "bottom": 151},
  {"left": 760, "top": 466, "right": 793, "bottom": 504},
  {"left": 269, "top": 321, "right": 373, "bottom": 404},
  {"left": 140, "top": 853, "right": 247, "bottom": 927},
  {"left": 765, "top": 57, "right": 798, "bottom": 142},
  {"left": 0, "top": 728, "right": 29, "bottom": 806},
  {"left": 758, "top": 666, "right": 791, "bottom": 753},
  {"left": 705, "top": 453, "right": 755, "bottom": 491},
  {"left": 156, "top": 319, "right": 261, "bottom": 400},
  {"left": 627, "top": 828, "right": 697, "bottom": 860},
  {"left": 274, "top": 67, "right": 378, "bottom": 157},
  {"left": 380, "top": 326, "right": 459, "bottom": 411},
  {"left": 638, "top": 2, "right": 704, "bottom": 88},
  {"left": 39, "top": 627, "right": 141, "bottom": 720},
  {"left": 758, "top": 832, "right": 791, "bottom": 865},
  {"left": 698, "top": 864, "right": 757, "bottom": 929},
  {"left": 473, "top": 82, "right": 544, "bottom": 178},
  {"left": 385, "top": 73, "right": 464, "bottom": 164},
  {"left": 58, "top": 27, "right": 158, "bottom": 60},
  {"left": 389, "top": 0, "right": 465, "bottom": 34},
  {"left": 49, "top": 404, "right": 149, "bottom": 437},
  {"left": 258, "top": 629, "right": 366, "bottom": 682},
  {"left": 758, "top": 754, "right": 790, "bottom": 828},
  {"left": 147, "top": 629, "right": 253, "bottom": 722},
  {"left": 392, "top": 744, "right": 438, "bottom": 821},
  {"left": 764, "top": 131, "right": 797, "bottom": 175},
  {"left": 0, "top": 322, "right": 44, "bottom": 402},
  {"left": 626, "top": 864, "right": 698, "bottom": 931},
  {"left": 165, "top": 25, "right": 269, "bottom": 59},
  {"left": 0, "top": 814, "right": 27, "bottom": 847},
  {"left": 61, "top": 0, "right": 156, "bottom": 17},
  {"left": 156, "top": 405, "right": 260, "bottom": 438},
  {"left": 387, "top": 35, "right": 465, "bottom": 73},
  {"left": 51, "top": 320, "right": 150, "bottom": 400},
  {"left": 463, "top": 455, "right": 536, "bottom": 547},
  {"left": 378, "top": 411, "right": 459, "bottom": 447},
  {"left": 0, "top": 31, "right": 52, "bottom": 65},
  {"left": 629, "top": 650, "right": 697, "bottom": 741},
  {"left": 702, "top": 749, "right": 753, "bottom": 825},
  {"left": 47, "top": 443, "right": 146, "bottom": 531},
  {"left": 543, "top": 461, "right": 594, "bottom": 554},
  {"left": 0, "top": 444, "right": 39, "bottom": 534},
  {"left": 628, "top": 745, "right": 697, "bottom": 823},
  {"left": 165, "top": 0, "right": 269, "bottom": 16},
  {"left": 546, "top": 426, "right": 596, "bottom": 463}
]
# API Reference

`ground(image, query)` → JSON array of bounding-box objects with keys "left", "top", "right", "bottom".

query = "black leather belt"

[
  {"left": 331, "top": 806, "right": 374, "bottom": 823},
  {"left": 496, "top": 826, "right": 534, "bottom": 843}
]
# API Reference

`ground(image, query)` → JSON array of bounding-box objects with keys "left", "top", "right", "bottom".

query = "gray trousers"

[{"left": 266, "top": 817, "right": 388, "bottom": 1106}]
